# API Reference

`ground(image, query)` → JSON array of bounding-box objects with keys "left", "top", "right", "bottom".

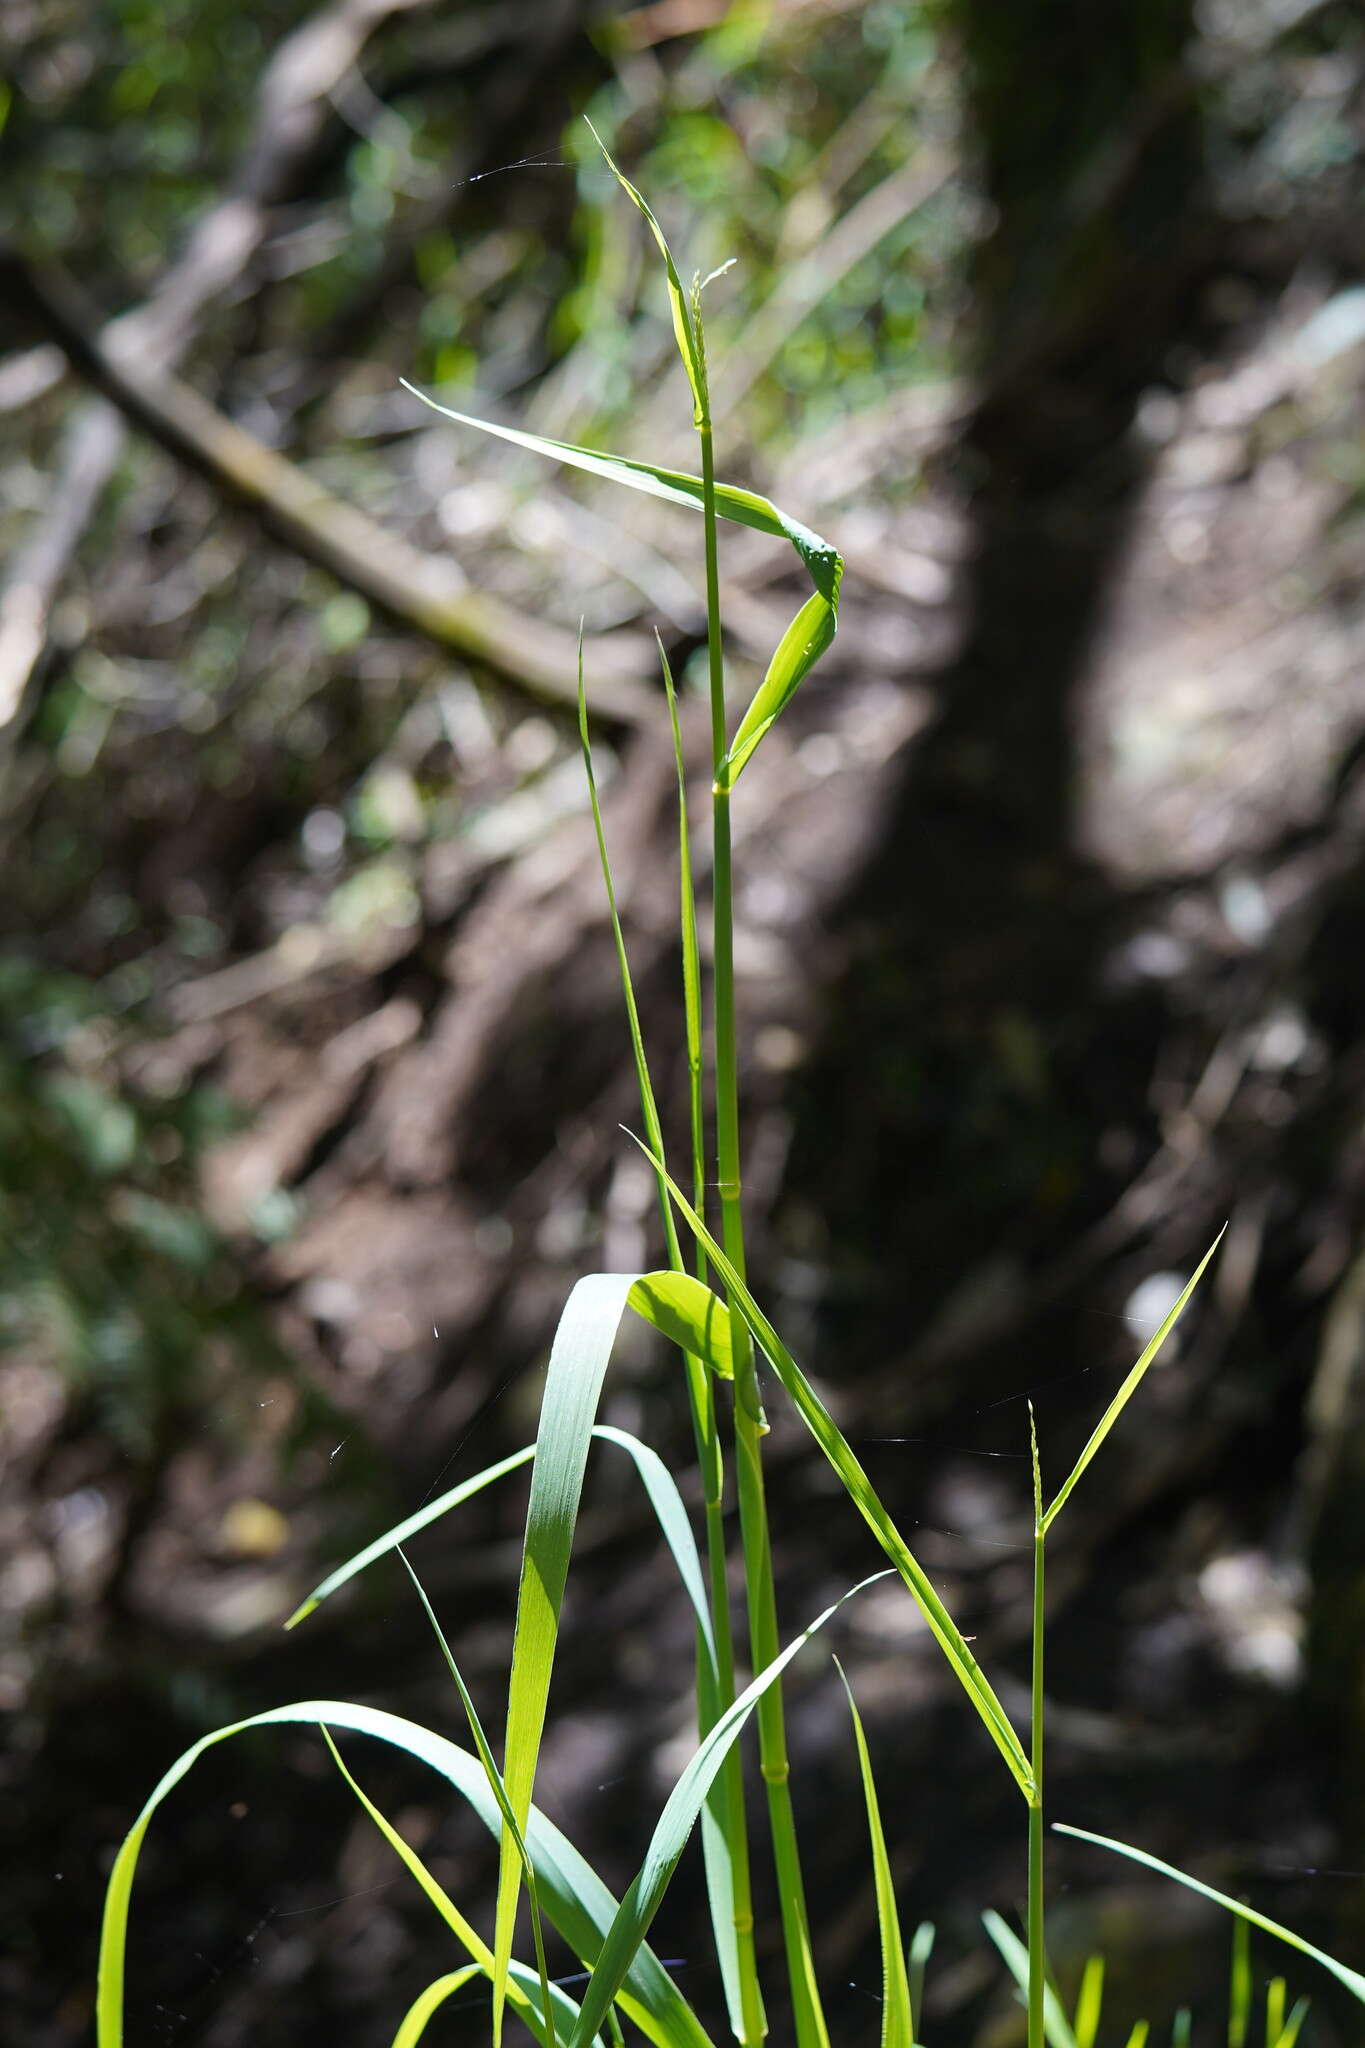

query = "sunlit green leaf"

[{"left": 837, "top": 1660, "right": 913, "bottom": 2048}]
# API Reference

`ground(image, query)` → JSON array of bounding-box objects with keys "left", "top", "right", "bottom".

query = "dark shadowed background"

[{"left": 4, "top": 1, "right": 1365, "bottom": 2041}]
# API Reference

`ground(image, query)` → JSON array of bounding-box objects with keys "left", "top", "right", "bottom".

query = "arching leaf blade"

[
  {"left": 399, "top": 382, "right": 839, "bottom": 596},
  {"left": 1053, "top": 1824, "right": 1365, "bottom": 2005},
  {"left": 285, "top": 1444, "right": 536, "bottom": 1629},
  {"left": 389, "top": 1969, "right": 482, "bottom": 2048},
  {"left": 96, "top": 1702, "right": 717, "bottom": 2048}
]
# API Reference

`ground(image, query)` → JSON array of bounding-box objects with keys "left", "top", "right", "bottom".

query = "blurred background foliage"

[{"left": 6, "top": 0, "right": 1365, "bottom": 2043}]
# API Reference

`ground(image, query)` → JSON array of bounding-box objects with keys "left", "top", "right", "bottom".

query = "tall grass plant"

[{"left": 96, "top": 137, "right": 1349, "bottom": 2048}]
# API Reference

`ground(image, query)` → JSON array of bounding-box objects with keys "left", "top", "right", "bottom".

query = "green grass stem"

[
  {"left": 700, "top": 314, "right": 827, "bottom": 2048},
  {"left": 581, "top": 633, "right": 762, "bottom": 2046},
  {"left": 1028, "top": 1403, "right": 1046, "bottom": 2048}
]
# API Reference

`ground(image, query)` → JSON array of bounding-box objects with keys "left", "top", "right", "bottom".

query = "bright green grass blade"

[
  {"left": 388, "top": 1963, "right": 593, "bottom": 2048},
  {"left": 981, "top": 1910, "right": 1076, "bottom": 2048},
  {"left": 567, "top": 1574, "right": 888, "bottom": 2048},
  {"left": 1228, "top": 1910, "right": 1252, "bottom": 2048},
  {"left": 97, "top": 1701, "right": 715, "bottom": 2048},
  {"left": 287, "top": 1420, "right": 718, "bottom": 1632},
  {"left": 630, "top": 1141, "right": 1033, "bottom": 1796},
  {"left": 319, "top": 1726, "right": 485, "bottom": 1958},
  {"left": 1123, "top": 2025, "right": 1150, "bottom": 2048},
  {"left": 1170, "top": 2010, "right": 1191, "bottom": 2047},
  {"left": 1072, "top": 1955, "right": 1104, "bottom": 2048},
  {"left": 629, "top": 1271, "right": 733, "bottom": 1380},
  {"left": 327, "top": 1731, "right": 611, "bottom": 2047},
  {"left": 399, "top": 383, "right": 839, "bottom": 603},
  {"left": 1041, "top": 1231, "right": 1224, "bottom": 1535},
  {"left": 836, "top": 1660, "right": 913, "bottom": 2048},
  {"left": 722, "top": 585, "right": 840, "bottom": 786},
  {"left": 397, "top": 1553, "right": 557, "bottom": 2045},
  {"left": 1274, "top": 1994, "right": 1310, "bottom": 2047},
  {"left": 285, "top": 1443, "right": 536, "bottom": 1628},
  {"left": 390, "top": 1968, "right": 481, "bottom": 2048},
  {"left": 583, "top": 118, "right": 706, "bottom": 428},
  {"left": 322, "top": 1728, "right": 578, "bottom": 2048},
  {"left": 908, "top": 1922, "right": 935, "bottom": 2045},
  {"left": 494, "top": 1272, "right": 670, "bottom": 2043},
  {"left": 1265, "top": 1975, "right": 1286, "bottom": 2044},
  {"left": 1053, "top": 1825, "right": 1365, "bottom": 2004}
]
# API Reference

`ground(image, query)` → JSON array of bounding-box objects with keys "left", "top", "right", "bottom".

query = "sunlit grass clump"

[{"left": 96, "top": 131, "right": 1345, "bottom": 2048}]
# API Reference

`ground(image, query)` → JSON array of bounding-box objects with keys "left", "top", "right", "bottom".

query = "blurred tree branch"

[
  {"left": 0, "top": 248, "right": 651, "bottom": 724},
  {"left": 0, "top": 0, "right": 616, "bottom": 747}
]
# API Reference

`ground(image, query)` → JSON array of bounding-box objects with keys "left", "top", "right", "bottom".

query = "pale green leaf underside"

[
  {"left": 494, "top": 1266, "right": 754, "bottom": 2034},
  {"left": 493, "top": 1271, "right": 676, "bottom": 2035}
]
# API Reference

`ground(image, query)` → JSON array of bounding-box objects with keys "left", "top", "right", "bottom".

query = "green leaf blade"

[
  {"left": 401, "top": 383, "right": 843, "bottom": 778},
  {"left": 980, "top": 1910, "right": 1077, "bottom": 2048},
  {"left": 722, "top": 582, "right": 839, "bottom": 785},
  {"left": 97, "top": 1701, "right": 717, "bottom": 2048},
  {"left": 566, "top": 1575, "right": 889, "bottom": 2048},
  {"left": 284, "top": 1443, "right": 537, "bottom": 1629},
  {"left": 836, "top": 1660, "right": 914, "bottom": 2048},
  {"left": 629, "top": 1269, "right": 733, "bottom": 1380},
  {"left": 494, "top": 1272, "right": 641, "bottom": 2038},
  {"left": 1073, "top": 1955, "right": 1104, "bottom": 2048},
  {"left": 629, "top": 1139, "right": 1033, "bottom": 1798},
  {"left": 1053, "top": 1824, "right": 1365, "bottom": 2005},
  {"left": 1041, "top": 1231, "right": 1225, "bottom": 1535}
]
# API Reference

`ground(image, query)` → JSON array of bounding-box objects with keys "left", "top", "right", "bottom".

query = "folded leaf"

[
  {"left": 401, "top": 383, "right": 842, "bottom": 779},
  {"left": 630, "top": 1270, "right": 733, "bottom": 1379}
]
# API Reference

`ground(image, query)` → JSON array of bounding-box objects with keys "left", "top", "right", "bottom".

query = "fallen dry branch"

[
  {"left": 2, "top": 248, "right": 652, "bottom": 723},
  {"left": 0, "top": 0, "right": 455, "bottom": 739}
]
